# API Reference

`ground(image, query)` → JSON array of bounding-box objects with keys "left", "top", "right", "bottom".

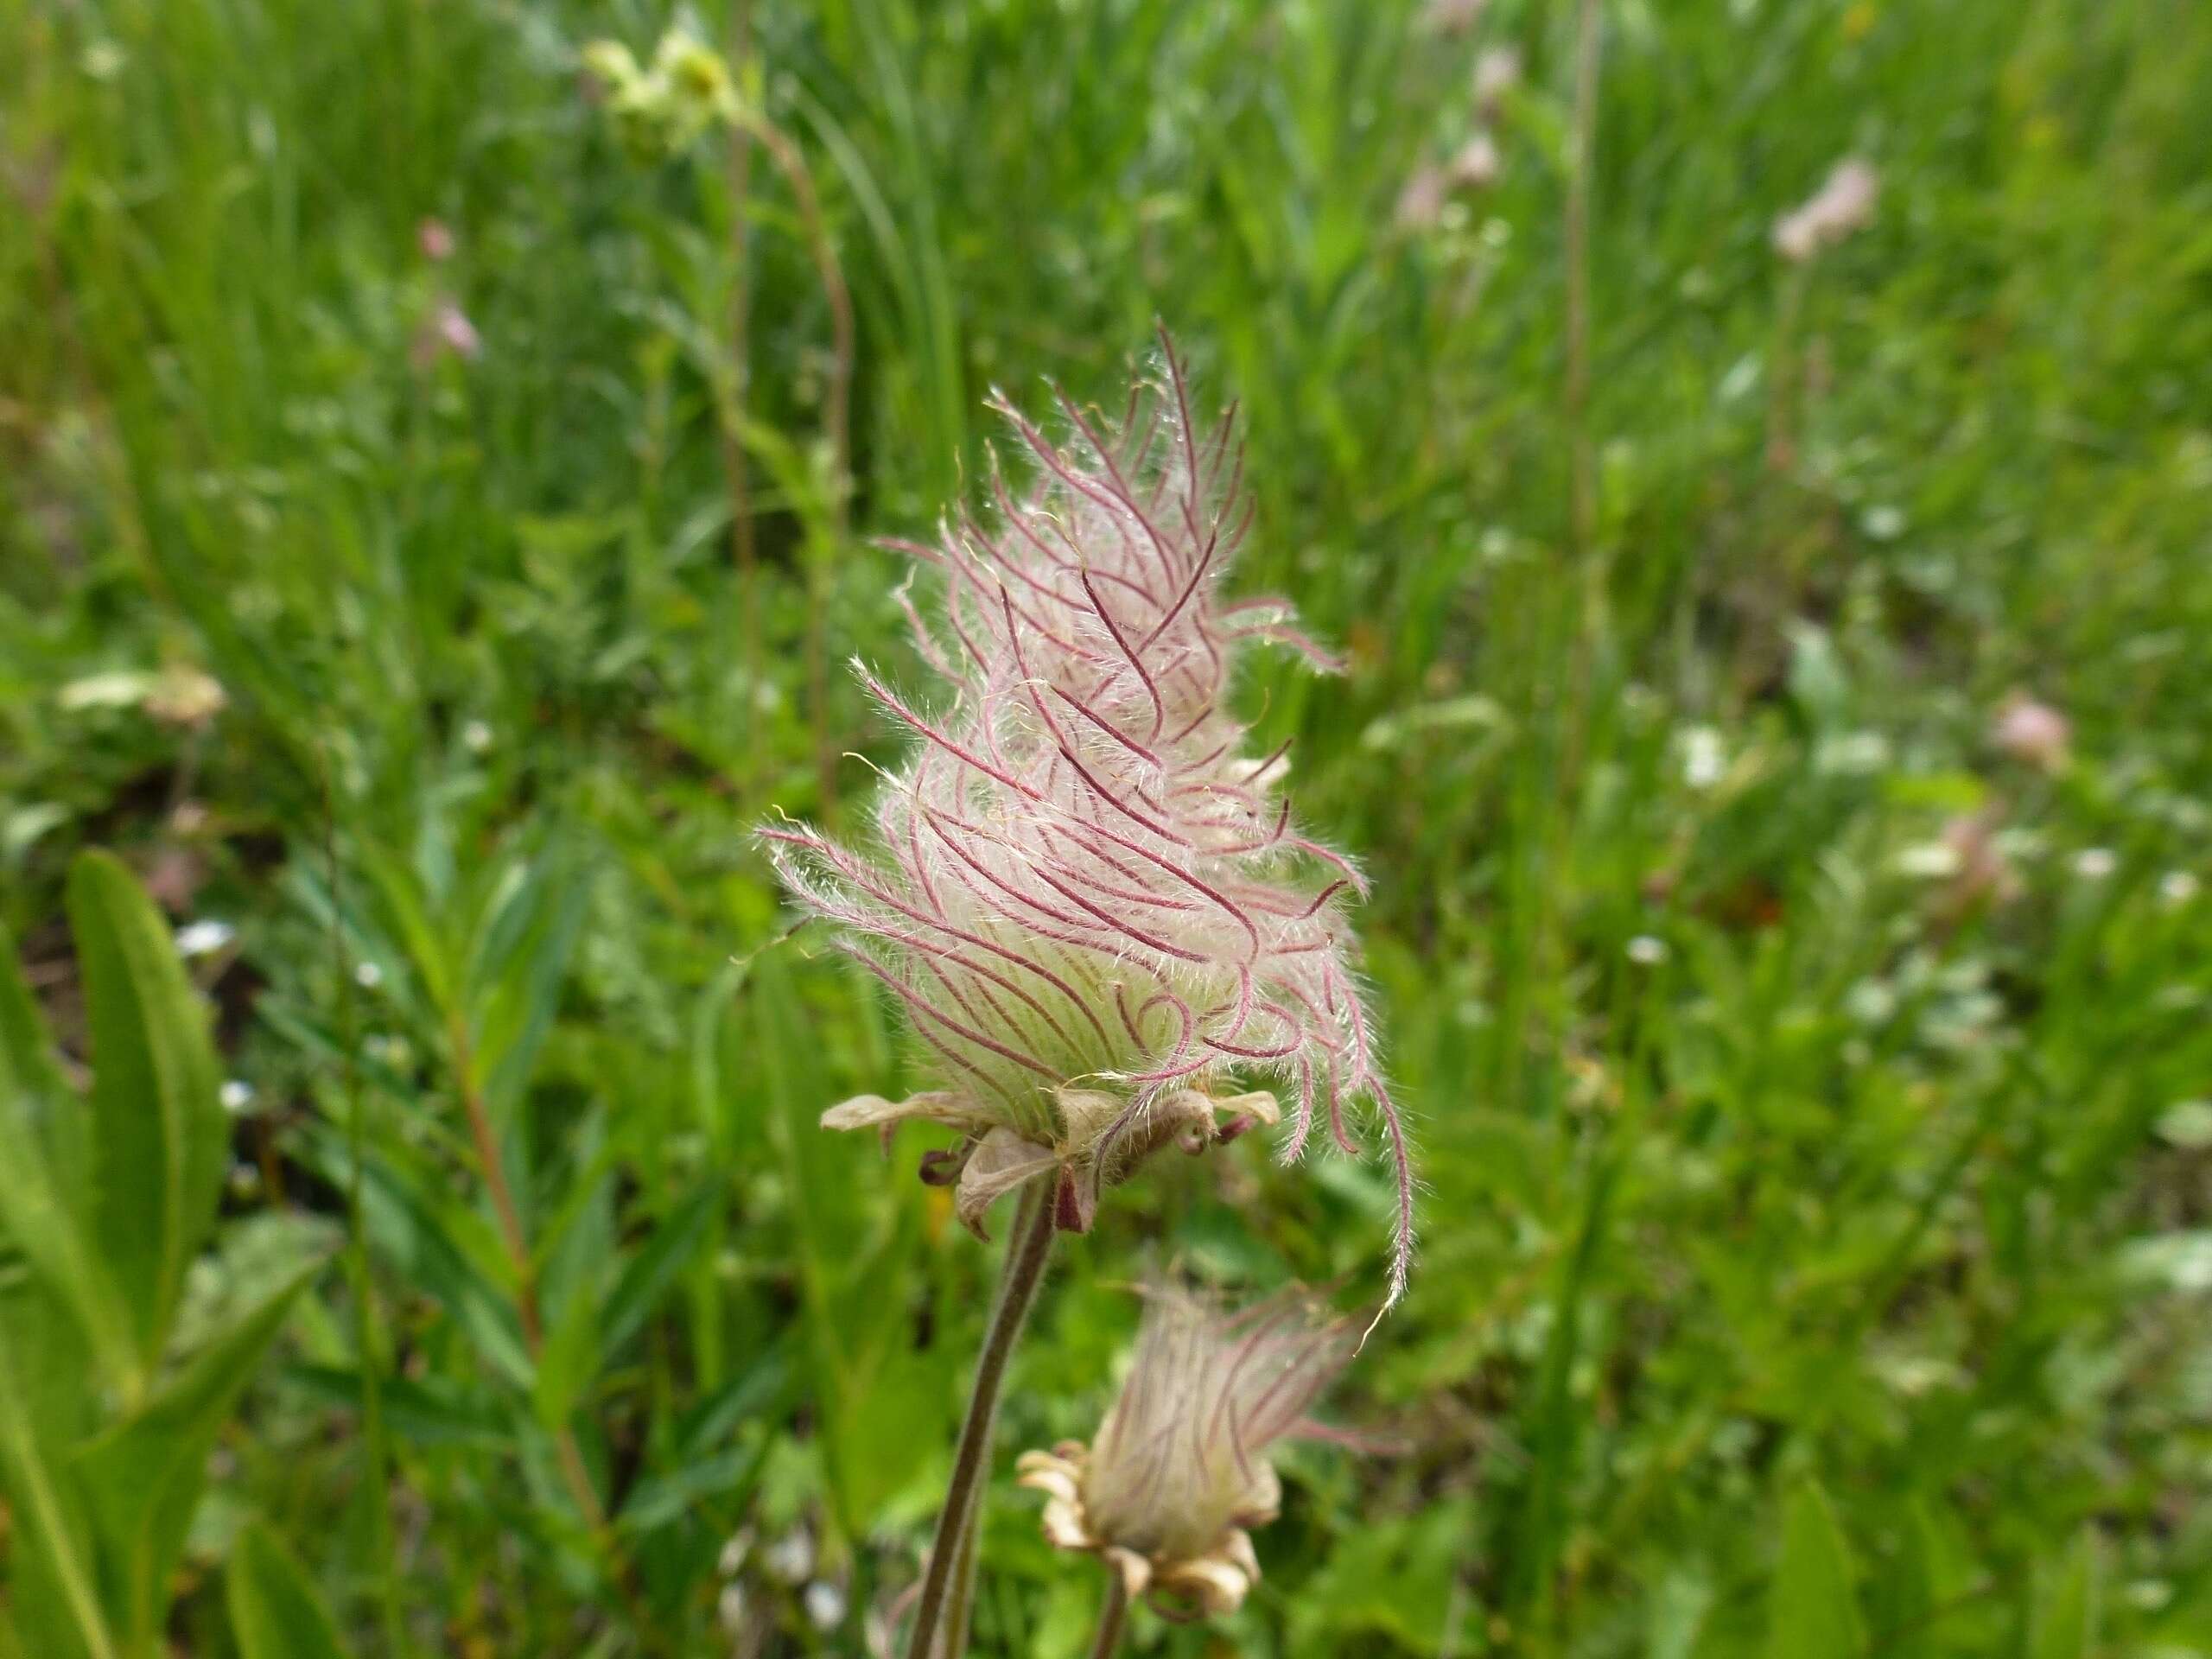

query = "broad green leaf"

[
  {"left": 70, "top": 1264, "right": 317, "bottom": 1650},
  {"left": 67, "top": 850, "right": 226, "bottom": 1369},
  {"left": 1764, "top": 1480, "right": 1866, "bottom": 1659},
  {"left": 0, "top": 918, "right": 80, "bottom": 1179},
  {"left": 226, "top": 1519, "right": 349, "bottom": 1659},
  {"left": 0, "top": 941, "right": 139, "bottom": 1395},
  {"left": 0, "top": 1310, "right": 119, "bottom": 1659},
  {"left": 2031, "top": 1529, "right": 2101, "bottom": 1659},
  {"left": 1292, "top": 1499, "right": 1472, "bottom": 1650}
]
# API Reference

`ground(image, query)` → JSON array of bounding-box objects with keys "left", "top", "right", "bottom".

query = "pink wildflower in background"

[
  {"left": 763, "top": 336, "right": 1414, "bottom": 1303},
  {"left": 1773, "top": 156, "right": 1880, "bottom": 264},
  {"left": 1991, "top": 691, "right": 2070, "bottom": 772}
]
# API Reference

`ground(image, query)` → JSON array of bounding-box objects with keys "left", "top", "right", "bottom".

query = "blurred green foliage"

[{"left": 3, "top": 0, "right": 2210, "bottom": 1653}]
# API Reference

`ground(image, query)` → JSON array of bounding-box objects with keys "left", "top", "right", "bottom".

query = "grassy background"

[{"left": 5, "top": 0, "right": 2212, "bottom": 1652}]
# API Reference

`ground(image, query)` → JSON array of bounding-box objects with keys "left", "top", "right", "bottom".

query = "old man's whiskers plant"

[
  {"left": 762, "top": 336, "right": 1408, "bottom": 1656},
  {"left": 1020, "top": 1286, "right": 1357, "bottom": 1649}
]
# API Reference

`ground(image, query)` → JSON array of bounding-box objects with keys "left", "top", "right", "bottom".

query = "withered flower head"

[
  {"left": 1018, "top": 1286, "right": 1355, "bottom": 1619},
  {"left": 762, "top": 337, "right": 1413, "bottom": 1301}
]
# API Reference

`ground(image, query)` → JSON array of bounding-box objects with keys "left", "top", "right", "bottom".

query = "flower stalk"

[
  {"left": 1086, "top": 1571, "right": 1131, "bottom": 1659},
  {"left": 906, "top": 1181, "right": 1058, "bottom": 1658}
]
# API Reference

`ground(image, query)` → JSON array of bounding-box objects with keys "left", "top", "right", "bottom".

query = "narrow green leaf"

[
  {"left": 598, "top": 1178, "right": 721, "bottom": 1358},
  {"left": 283, "top": 1364, "right": 509, "bottom": 1450},
  {"left": 531, "top": 1282, "right": 601, "bottom": 1432},
  {"left": 2031, "top": 1529, "right": 2101, "bottom": 1659},
  {"left": 226, "top": 1519, "right": 350, "bottom": 1659},
  {"left": 467, "top": 849, "right": 589, "bottom": 1120},
  {"left": 1764, "top": 1480, "right": 1866, "bottom": 1659},
  {"left": 615, "top": 1441, "right": 767, "bottom": 1535},
  {"left": 70, "top": 1264, "right": 317, "bottom": 1650},
  {"left": 297, "top": 1127, "right": 532, "bottom": 1390},
  {"left": 66, "top": 850, "right": 226, "bottom": 1369}
]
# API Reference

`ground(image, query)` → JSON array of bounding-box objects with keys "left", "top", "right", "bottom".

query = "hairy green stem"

[
  {"left": 937, "top": 1490, "right": 984, "bottom": 1659},
  {"left": 906, "top": 1184, "right": 1057, "bottom": 1658},
  {"left": 1086, "top": 1571, "right": 1130, "bottom": 1659}
]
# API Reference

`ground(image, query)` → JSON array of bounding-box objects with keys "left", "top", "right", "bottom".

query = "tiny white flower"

[
  {"left": 1894, "top": 842, "right": 1962, "bottom": 880},
  {"left": 176, "top": 918, "right": 236, "bottom": 958},
  {"left": 715, "top": 1582, "right": 747, "bottom": 1637},
  {"left": 462, "top": 718, "right": 494, "bottom": 753},
  {"left": 1815, "top": 731, "right": 1892, "bottom": 777},
  {"left": 220, "top": 1079, "right": 256, "bottom": 1113},
  {"left": 2073, "top": 848, "right": 2118, "bottom": 881},
  {"left": 763, "top": 1529, "right": 813, "bottom": 1585},
  {"left": 803, "top": 1581, "right": 846, "bottom": 1630},
  {"left": 2159, "top": 871, "right": 2199, "bottom": 906},
  {"left": 716, "top": 1529, "right": 753, "bottom": 1580},
  {"left": 1681, "top": 726, "right": 1726, "bottom": 790},
  {"left": 1625, "top": 935, "right": 1668, "bottom": 965},
  {"left": 354, "top": 960, "right": 385, "bottom": 988},
  {"left": 2156, "top": 1100, "right": 2212, "bottom": 1150}
]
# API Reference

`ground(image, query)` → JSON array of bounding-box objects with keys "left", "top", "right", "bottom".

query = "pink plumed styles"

[
  {"left": 762, "top": 334, "right": 1414, "bottom": 1304},
  {"left": 1018, "top": 1286, "right": 1357, "bottom": 1619}
]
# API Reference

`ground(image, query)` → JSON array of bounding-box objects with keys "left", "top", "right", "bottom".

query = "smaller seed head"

[{"left": 1020, "top": 1285, "right": 1356, "bottom": 1620}]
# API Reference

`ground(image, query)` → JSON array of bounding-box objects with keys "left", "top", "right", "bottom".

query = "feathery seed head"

[
  {"left": 763, "top": 335, "right": 1414, "bottom": 1301},
  {"left": 1018, "top": 1285, "right": 1355, "bottom": 1618}
]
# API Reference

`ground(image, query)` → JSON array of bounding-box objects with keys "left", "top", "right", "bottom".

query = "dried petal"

[
  {"left": 953, "top": 1128, "right": 1059, "bottom": 1238},
  {"left": 1154, "top": 1553, "right": 1253, "bottom": 1618},
  {"left": 818, "top": 1091, "right": 991, "bottom": 1135}
]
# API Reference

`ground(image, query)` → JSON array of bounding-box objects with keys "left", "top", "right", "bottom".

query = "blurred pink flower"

[
  {"left": 417, "top": 217, "right": 456, "bottom": 262},
  {"left": 1472, "top": 46, "right": 1521, "bottom": 113},
  {"left": 1395, "top": 163, "right": 1449, "bottom": 232},
  {"left": 1991, "top": 692, "right": 2069, "bottom": 770},
  {"left": 1774, "top": 157, "right": 1880, "bottom": 264},
  {"left": 1447, "top": 131, "right": 1501, "bottom": 189},
  {"left": 1421, "top": 0, "right": 1488, "bottom": 35},
  {"left": 411, "top": 299, "right": 481, "bottom": 369},
  {"left": 764, "top": 338, "right": 1412, "bottom": 1301},
  {"left": 1942, "top": 812, "right": 2018, "bottom": 911}
]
